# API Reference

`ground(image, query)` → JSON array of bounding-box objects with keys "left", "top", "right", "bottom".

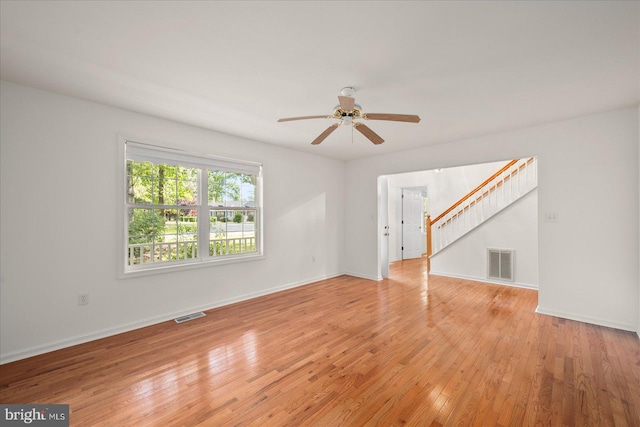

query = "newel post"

[{"left": 426, "top": 215, "right": 432, "bottom": 273}]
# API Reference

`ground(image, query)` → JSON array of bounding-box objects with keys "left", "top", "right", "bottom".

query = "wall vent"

[
  {"left": 174, "top": 312, "right": 206, "bottom": 323},
  {"left": 487, "top": 249, "right": 514, "bottom": 281}
]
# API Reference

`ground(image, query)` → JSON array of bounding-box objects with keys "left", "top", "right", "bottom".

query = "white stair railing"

[{"left": 428, "top": 157, "right": 537, "bottom": 255}]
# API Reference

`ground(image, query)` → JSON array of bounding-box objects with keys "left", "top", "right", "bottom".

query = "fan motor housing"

[{"left": 333, "top": 105, "right": 362, "bottom": 121}]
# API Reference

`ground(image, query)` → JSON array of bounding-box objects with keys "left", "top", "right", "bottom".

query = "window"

[{"left": 122, "top": 139, "right": 262, "bottom": 274}]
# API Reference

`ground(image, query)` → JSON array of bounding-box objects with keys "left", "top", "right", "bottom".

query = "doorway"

[{"left": 377, "top": 159, "right": 538, "bottom": 288}]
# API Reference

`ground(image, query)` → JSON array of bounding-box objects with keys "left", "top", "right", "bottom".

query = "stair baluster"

[{"left": 428, "top": 158, "right": 537, "bottom": 258}]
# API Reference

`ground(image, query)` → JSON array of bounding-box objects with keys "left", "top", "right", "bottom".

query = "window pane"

[
  {"left": 175, "top": 209, "right": 198, "bottom": 260},
  {"left": 127, "top": 160, "right": 198, "bottom": 206},
  {"left": 177, "top": 166, "right": 198, "bottom": 206},
  {"left": 240, "top": 209, "right": 257, "bottom": 252},
  {"left": 207, "top": 171, "right": 256, "bottom": 209},
  {"left": 208, "top": 170, "right": 225, "bottom": 206},
  {"left": 224, "top": 173, "right": 241, "bottom": 205},
  {"left": 156, "top": 164, "right": 177, "bottom": 205},
  {"left": 126, "top": 207, "right": 199, "bottom": 265},
  {"left": 126, "top": 160, "right": 135, "bottom": 204},
  {"left": 128, "top": 208, "right": 164, "bottom": 244},
  {"left": 241, "top": 174, "right": 256, "bottom": 207},
  {"left": 208, "top": 209, "right": 256, "bottom": 256},
  {"left": 160, "top": 209, "right": 177, "bottom": 243},
  {"left": 150, "top": 164, "right": 161, "bottom": 204},
  {"left": 176, "top": 212, "right": 197, "bottom": 242},
  {"left": 127, "top": 160, "right": 156, "bottom": 205},
  {"left": 210, "top": 210, "right": 227, "bottom": 229},
  {"left": 127, "top": 208, "right": 166, "bottom": 265}
]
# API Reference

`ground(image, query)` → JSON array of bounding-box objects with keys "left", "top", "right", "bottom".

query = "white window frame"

[{"left": 118, "top": 136, "right": 264, "bottom": 278}]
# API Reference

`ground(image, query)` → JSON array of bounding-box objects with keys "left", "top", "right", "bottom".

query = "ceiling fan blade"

[
  {"left": 278, "top": 115, "right": 330, "bottom": 122},
  {"left": 338, "top": 96, "right": 355, "bottom": 111},
  {"left": 363, "top": 113, "right": 421, "bottom": 123},
  {"left": 311, "top": 124, "right": 339, "bottom": 145},
  {"left": 354, "top": 123, "right": 384, "bottom": 145}
]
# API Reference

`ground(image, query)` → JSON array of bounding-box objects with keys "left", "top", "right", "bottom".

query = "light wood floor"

[{"left": 2, "top": 258, "right": 639, "bottom": 426}]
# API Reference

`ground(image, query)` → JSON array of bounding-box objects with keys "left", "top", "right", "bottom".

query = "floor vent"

[
  {"left": 488, "top": 249, "right": 514, "bottom": 281},
  {"left": 174, "top": 312, "right": 206, "bottom": 323}
]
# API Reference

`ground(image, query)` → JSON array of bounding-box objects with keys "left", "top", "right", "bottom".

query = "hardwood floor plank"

[{"left": 1, "top": 259, "right": 639, "bottom": 426}]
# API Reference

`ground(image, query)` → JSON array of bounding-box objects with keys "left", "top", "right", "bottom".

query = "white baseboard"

[
  {"left": 344, "top": 271, "right": 383, "bottom": 281},
  {"left": 535, "top": 305, "right": 637, "bottom": 332},
  {"left": 0, "top": 272, "right": 344, "bottom": 365},
  {"left": 429, "top": 271, "right": 538, "bottom": 290}
]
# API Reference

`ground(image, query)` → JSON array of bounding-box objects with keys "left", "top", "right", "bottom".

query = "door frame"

[{"left": 378, "top": 176, "right": 390, "bottom": 278}]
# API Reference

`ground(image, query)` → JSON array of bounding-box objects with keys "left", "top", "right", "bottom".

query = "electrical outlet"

[
  {"left": 78, "top": 294, "right": 89, "bottom": 306},
  {"left": 544, "top": 212, "right": 559, "bottom": 223}
]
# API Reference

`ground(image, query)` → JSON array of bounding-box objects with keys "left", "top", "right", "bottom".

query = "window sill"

[{"left": 120, "top": 253, "right": 266, "bottom": 279}]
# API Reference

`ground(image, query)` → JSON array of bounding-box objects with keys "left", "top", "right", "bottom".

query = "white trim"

[
  {"left": 118, "top": 133, "right": 264, "bottom": 170},
  {"left": 125, "top": 139, "right": 262, "bottom": 175},
  {"left": 535, "top": 305, "right": 637, "bottom": 332},
  {"left": 0, "top": 272, "right": 343, "bottom": 365},
  {"left": 117, "top": 135, "right": 127, "bottom": 278},
  {"left": 344, "top": 271, "right": 383, "bottom": 281},
  {"left": 428, "top": 271, "right": 538, "bottom": 290},
  {"left": 120, "top": 254, "right": 267, "bottom": 279}
]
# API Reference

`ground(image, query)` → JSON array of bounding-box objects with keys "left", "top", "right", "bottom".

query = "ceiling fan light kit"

[{"left": 278, "top": 87, "right": 420, "bottom": 146}]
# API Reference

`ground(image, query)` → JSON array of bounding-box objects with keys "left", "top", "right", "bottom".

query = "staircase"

[{"left": 427, "top": 158, "right": 537, "bottom": 257}]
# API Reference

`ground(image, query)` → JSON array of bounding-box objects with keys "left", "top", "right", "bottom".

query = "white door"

[
  {"left": 402, "top": 189, "right": 424, "bottom": 259},
  {"left": 379, "top": 177, "right": 390, "bottom": 278}
]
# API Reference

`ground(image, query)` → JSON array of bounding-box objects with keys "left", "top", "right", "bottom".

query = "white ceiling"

[{"left": 1, "top": 1, "right": 638, "bottom": 161}]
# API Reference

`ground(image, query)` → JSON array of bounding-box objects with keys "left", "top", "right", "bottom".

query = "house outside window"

[{"left": 122, "top": 139, "right": 262, "bottom": 275}]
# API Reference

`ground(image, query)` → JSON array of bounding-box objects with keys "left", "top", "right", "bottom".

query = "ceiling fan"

[{"left": 277, "top": 87, "right": 420, "bottom": 145}]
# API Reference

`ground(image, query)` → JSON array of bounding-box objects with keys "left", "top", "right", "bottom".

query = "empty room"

[{"left": 1, "top": 1, "right": 639, "bottom": 426}]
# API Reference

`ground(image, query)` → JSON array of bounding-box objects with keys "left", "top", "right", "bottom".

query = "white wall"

[
  {"left": 0, "top": 81, "right": 345, "bottom": 363},
  {"left": 345, "top": 107, "right": 639, "bottom": 331},
  {"left": 430, "top": 189, "right": 538, "bottom": 288}
]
